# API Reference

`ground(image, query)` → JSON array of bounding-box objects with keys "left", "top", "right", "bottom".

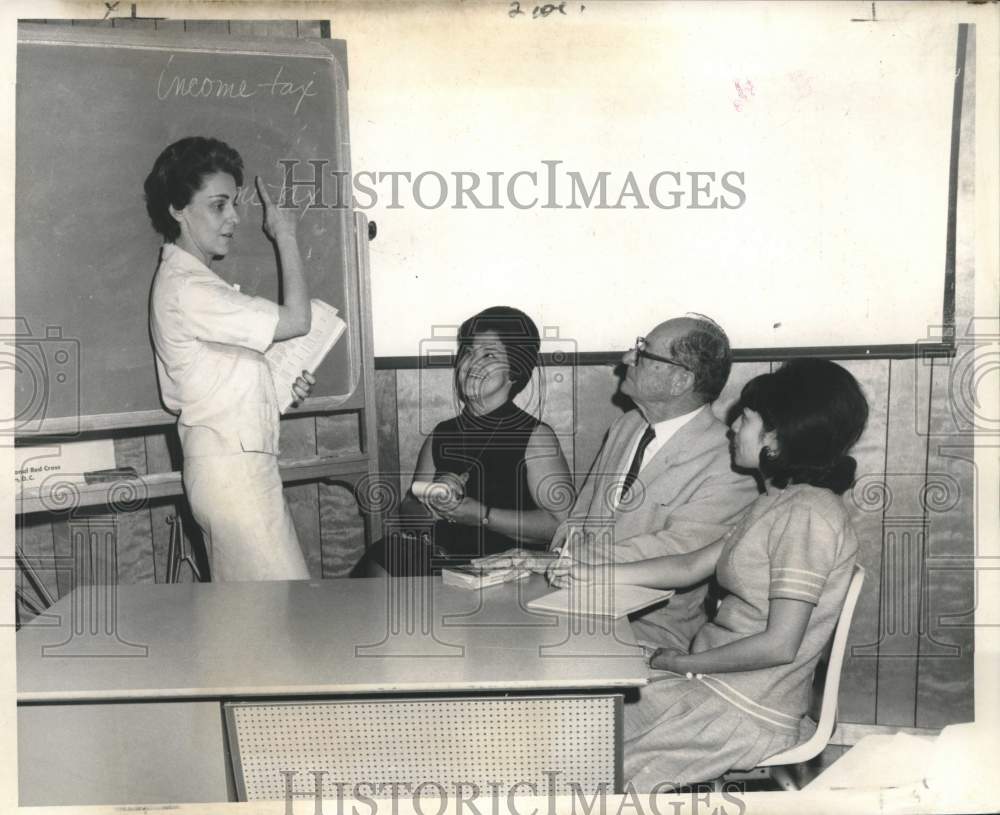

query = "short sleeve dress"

[{"left": 623, "top": 483, "right": 858, "bottom": 790}]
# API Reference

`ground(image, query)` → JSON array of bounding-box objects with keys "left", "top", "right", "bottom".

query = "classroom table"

[{"left": 17, "top": 575, "right": 652, "bottom": 806}]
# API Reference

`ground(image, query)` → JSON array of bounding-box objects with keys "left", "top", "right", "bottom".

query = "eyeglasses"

[{"left": 632, "top": 337, "right": 692, "bottom": 371}]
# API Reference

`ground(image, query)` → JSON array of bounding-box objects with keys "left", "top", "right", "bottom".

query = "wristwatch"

[{"left": 481, "top": 506, "right": 492, "bottom": 527}]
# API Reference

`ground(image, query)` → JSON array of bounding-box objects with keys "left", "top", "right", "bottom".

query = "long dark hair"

[{"left": 738, "top": 359, "right": 869, "bottom": 494}]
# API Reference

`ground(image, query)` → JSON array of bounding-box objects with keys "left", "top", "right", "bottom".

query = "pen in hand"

[{"left": 547, "top": 541, "right": 572, "bottom": 587}]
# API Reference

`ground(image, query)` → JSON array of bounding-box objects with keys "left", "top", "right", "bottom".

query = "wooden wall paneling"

[
  {"left": 836, "top": 358, "right": 891, "bottom": 724},
  {"left": 280, "top": 416, "right": 322, "bottom": 578},
  {"left": 82, "top": 511, "right": 118, "bottom": 590},
  {"left": 316, "top": 411, "right": 362, "bottom": 456},
  {"left": 915, "top": 356, "right": 976, "bottom": 728},
  {"left": 316, "top": 411, "right": 366, "bottom": 574},
  {"left": 64, "top": 511, "right": 94, "bottom": 589},
  {"left": 524, "top": 364, "right": 576, "bottom": 476},
  {"left": 395, "top": 367, "right": 453, "bottom": 492},
  {"left": 869, "top": 358, "right": 931, "bottom": 725},
  {"left": 319, "top": 479, "right": 366, "bottom": 577},
  {"left": 51, "top": 517, "right": 74, "bottom": 599},
  {"left": 110, "top": 436, "right": 156, "bottom": 584},
  {"left": 144, "top": 430, "right": 178, "bottom": 583},
  {"left": 285, "top": 484, "right": 323, "bottom": 579},
  {"left": 569, "top": 365, "right": 625, "bottom": 487},
  {"left": 374, "top": 370, "right": 403, "bottom": 512}
]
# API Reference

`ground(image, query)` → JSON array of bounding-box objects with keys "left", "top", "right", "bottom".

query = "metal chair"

[
  {"left": 14, "top": 543, "right": 58, "bottom": 627},
  {"left": 165, "top": 514, "right": 203, "bottom": 583},
  {"left": 719, "top": 564, "right": 866, "bottom": 791}
]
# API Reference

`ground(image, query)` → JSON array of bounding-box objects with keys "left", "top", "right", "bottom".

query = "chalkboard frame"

[{"left": 14, "top": 23, "right": 364, "bottom": 436}]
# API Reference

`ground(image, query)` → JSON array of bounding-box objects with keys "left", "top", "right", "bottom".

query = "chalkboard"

[{"left": 15, "top": 24, "right": 360, "bottom": 434}]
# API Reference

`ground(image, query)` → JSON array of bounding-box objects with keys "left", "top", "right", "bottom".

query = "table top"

[{"left": 17, "top": 576, "right": 651, "bottom": 702}]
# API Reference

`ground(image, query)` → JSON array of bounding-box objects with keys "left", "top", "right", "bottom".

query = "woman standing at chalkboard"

[{"left": 146, "top": 136, "right": 314, "bottom": 582}]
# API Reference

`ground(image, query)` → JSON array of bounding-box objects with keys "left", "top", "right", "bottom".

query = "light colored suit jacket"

[{"left": 559, "top": 405, "right": 759, "bottom": 651}]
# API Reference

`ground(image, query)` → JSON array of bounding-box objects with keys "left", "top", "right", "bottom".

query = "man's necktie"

[{"left": 621, "top": 424, "right": 656, "bottom": 500}]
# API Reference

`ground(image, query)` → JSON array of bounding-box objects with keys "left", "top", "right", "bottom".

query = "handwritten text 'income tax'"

[{"left": 156, "top": 55, "right": 318, "bottom": 116}]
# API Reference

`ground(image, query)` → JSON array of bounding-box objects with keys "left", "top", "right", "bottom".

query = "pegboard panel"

[{"left": 226, "top": 694, "right": 620, "bottom": 799}]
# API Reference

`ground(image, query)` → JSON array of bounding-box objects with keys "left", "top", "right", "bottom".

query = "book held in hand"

[{"left": 266, "top": 299, "right": 346, "bottom": 414}]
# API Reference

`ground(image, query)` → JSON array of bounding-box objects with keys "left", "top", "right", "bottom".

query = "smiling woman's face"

[
  {"left": 456, "top": 331, "right": 513, "bottom": 406},
  {"left": 170, "top": 171, "right": 241, "bottom": 266}
]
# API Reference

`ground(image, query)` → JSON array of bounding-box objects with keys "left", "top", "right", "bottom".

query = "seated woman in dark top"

[{"left": 362, "top": 306, "right": 574, "bottom": 575}]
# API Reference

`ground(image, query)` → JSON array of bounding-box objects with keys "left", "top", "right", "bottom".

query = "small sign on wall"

[{"left": 15, "top": 439, "right": 117, "bottom": 489}]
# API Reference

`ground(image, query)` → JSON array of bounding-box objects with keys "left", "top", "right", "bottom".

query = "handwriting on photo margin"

[{"left": 510, "top": 2, "right": 586, "bottom": 19}]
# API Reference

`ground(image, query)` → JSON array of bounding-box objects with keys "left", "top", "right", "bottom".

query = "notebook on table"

[{"left": 526, "top": 584, "right": 674, "bottom": 619}]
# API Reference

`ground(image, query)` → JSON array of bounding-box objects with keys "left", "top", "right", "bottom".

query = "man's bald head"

[{"left": 648, "top": 314, "right": 732, "bottom": 404}]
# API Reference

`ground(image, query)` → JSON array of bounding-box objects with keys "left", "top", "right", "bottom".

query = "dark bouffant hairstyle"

[
  {"left": 143, "top": 137, "right": 244, "bottom": 242},
  {"left": 670, "top": 313, "right": 732, "bottom": 403},
  {"left": 739, "top": 358, "right": 869, "bottom": 495},
  {"left": 457, "top": 306, "right": 541, "bottom": 400}
]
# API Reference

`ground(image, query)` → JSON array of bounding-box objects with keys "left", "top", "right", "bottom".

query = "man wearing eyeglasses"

[{"left": 552, "top": 314, "right": 758, "bottom": 653}]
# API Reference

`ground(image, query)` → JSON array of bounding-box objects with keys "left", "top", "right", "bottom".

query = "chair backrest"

[
  {"left": 759, "top": 563, "right": 865, "bottom": 767},
  {"left": 812, "top": 564, "right": 865, "bottom": 737}
]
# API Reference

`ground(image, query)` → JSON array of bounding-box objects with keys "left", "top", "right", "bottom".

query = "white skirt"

[{"left": 183, "top": 452, "right": 309, "bottom": 582}]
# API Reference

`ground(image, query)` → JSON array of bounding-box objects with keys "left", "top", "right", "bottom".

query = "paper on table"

[
  {"left": 527, "top": 584, "right": 674, "bottom": 619},
  {"left": 266, "top": 299, "right": 346, "bottom": 414}
]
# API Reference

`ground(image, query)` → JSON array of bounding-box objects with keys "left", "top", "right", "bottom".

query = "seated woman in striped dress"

[{"left": 552, "top": 358, "right": 869, "bottom": 790}]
